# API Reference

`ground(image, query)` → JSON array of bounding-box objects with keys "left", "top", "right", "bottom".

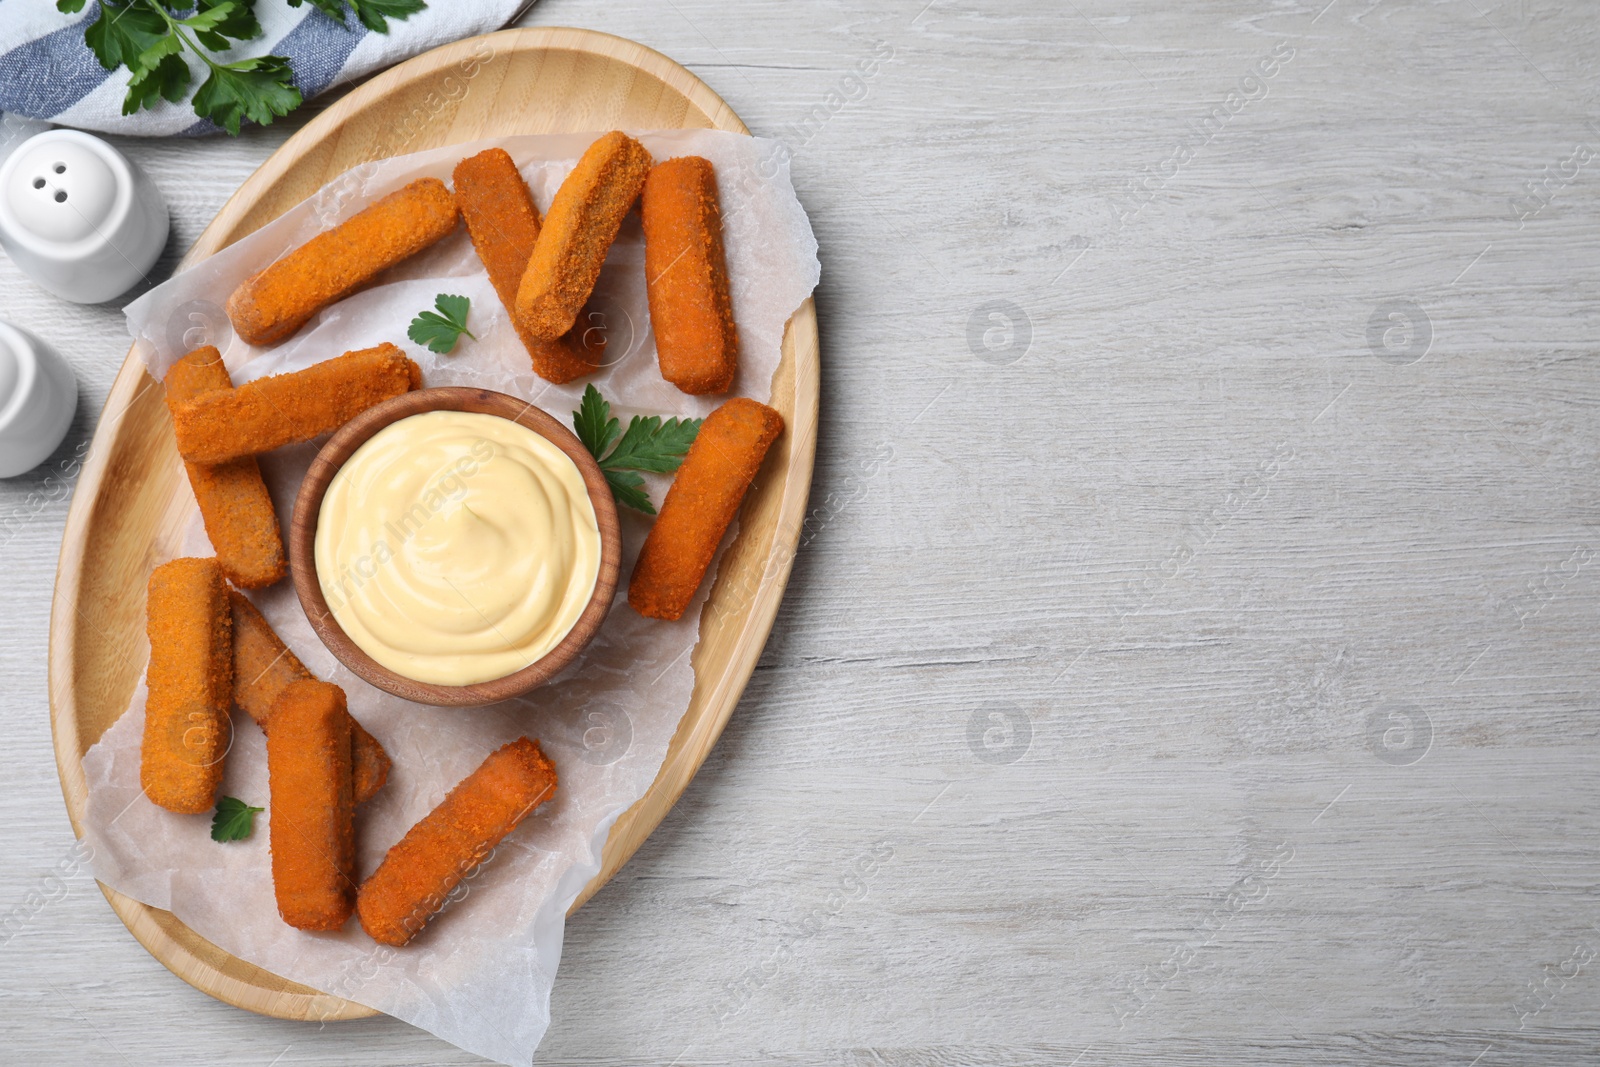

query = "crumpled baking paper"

[{"left": 79, "top": 129, "right": 818, "bottom": 1065}]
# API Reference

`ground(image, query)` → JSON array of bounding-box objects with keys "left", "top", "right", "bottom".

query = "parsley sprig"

[
  {"left": 56, "top": 0, "right": 424, "bottom": 134},
  {"left": 210, "top": 796, "right": 264, "bottom": 842},
  {"left": 408, "top": 293, "right": 474, "bottom": 354},
  {"left": 573, "top": 385, "right": 701, "bottom": 515}
]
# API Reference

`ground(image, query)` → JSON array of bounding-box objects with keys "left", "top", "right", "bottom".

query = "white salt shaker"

[
  {"left": 0, "top": 129, "right": 168, "bottom": 304},
  {"left": 0, "top": 319, "right": 76, "bottom": 477}
]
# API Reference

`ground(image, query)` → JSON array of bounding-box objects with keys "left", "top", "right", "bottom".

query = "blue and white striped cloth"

[{"left": 0, "top": 1, "right": 533, "bottom": 136}]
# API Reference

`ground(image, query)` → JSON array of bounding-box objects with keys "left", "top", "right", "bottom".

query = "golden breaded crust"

[
  {"left": 164, "top": 347, "right": 287, "bottom": 588},
  {"left": 642, "top": 156, "right": 738, "bottom": 395},
  {"left": 229, "top": 590, "right": 390, "bottom": 805},
  {"left": 266, "top": 679, "right": 356, "bottom": 931},
  {"left": 171, "top": 344, "right": 420, "bottom": 465},
  {"left": 141, "top": 557, "right": 233, "bottom": 814},
  {"left": 357, "top": 738, "right": 557, "bottom": 947},
  {"left": 629, "top": 398, "right": 784, "bottom": 621},
  {"left": 453, "top": 148, "right": 602, "bottom": 384},
  {"left": 228, "top": 588, "right": 310, "bottom": 724},
  {"left": 227, "top": 178, "right": 459, "bottom": 346},
  {"left": 515, "top": 131, "right": 653, "bottom": 341}
]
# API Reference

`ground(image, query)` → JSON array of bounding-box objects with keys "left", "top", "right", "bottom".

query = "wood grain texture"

[
  {"left": 288, "top": 387, "right": 624, "bottom": 707},
  {"left": 6, "top": 0, "right": 1600, "bottom": 1064},
  {"left": 42, "top": 28, "right": 818, "bottom": 1022}
]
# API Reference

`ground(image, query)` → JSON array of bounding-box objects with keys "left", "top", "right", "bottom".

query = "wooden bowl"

[{"left": 288, "top": 387, "right": 621, "bottom": 706}]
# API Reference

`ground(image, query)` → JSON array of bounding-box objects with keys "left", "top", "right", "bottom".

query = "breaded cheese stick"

[
  {"left": 228, "top": 590, "right": 308, "bottom": 724},
  {"left": 357, "top": 738, "right": 557, "bottom": 947},
  {"left": 229, "top": 590, "right": 390, "bottom": 805},
  {"left": 141, "top": 557, "right": 232, "bottom": 814},
  {"left": 164, "top": 347, "right": 287, "bottom": 589},
  {"left": 629, "top": 398, "right": 784, "bottom": 621},
  {"left": 514, "top": 131, "right": 653, "bottom": 341},
  {"left": 267, "top": 679, "right": 356, "bottom": 931},
  {"left": 227, "top": 178, "right": 459, "bottom": 346},
  {"left": 641, "top": 156, "right": 738, "bottom": 395},
  {"left": 172, "top": 344, "right": 420, "bottom": 465},
  {"left": 453, "top": 148, "right": 602, "bottom": 384}
]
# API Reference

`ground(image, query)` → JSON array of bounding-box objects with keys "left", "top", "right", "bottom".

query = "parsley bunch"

[
  {"left": 574, "top": 385, "right": 701, "bottom": 515},
  {"left": 56, "top": 0, "right": 425, "bottom": 135}
]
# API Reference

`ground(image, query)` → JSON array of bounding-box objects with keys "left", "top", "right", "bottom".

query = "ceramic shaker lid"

[{"left": 4, "top": 137, "right": 119, "bottom": 245}]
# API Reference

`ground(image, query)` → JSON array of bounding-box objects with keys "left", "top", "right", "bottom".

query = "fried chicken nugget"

[
  {"left": 642, "top": 156, "right": 738, "bottom": 395},
  {"left": 629, "top": 398, "right": 784, "bottom": 621},
  {"left": 229, "top": 590, "right": 390, "bottom": 805},
  {"left": 267, "top": 679, "right": 356, "bottom": 931},
  {"left": 515, "top": 131, "right": 653, "bottom": 341},
  {"left": 142, "top": 557, "right": 232, "bottom": 814},
  {"left": 164, "top": 347, "right": 287, "bottom": 589},
  {"left": 453, "top": 149, "right": 602, "bottom": 384},
  {"left": 227, "top": 178, "right": 459, "bottom": 346},
  {"left": 357, "top": 738, "right": 557, "bottom": 947},
  {"left": 172, "top": 343, "right": 421, "bottom": 465}
]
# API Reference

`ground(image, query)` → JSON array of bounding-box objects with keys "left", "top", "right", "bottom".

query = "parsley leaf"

[
  {"left": 572, "top": 385, "right": 702, "bottom": 515},
  {"left": 346, "top": 0, "right": 428, "bottom": 33},
  {"left": 79, "top": 1, "right": 168, "bottom": 74},
  {"left": 192, "top": 56, "right": 303, "bottom": 136},
  {"left": 185, "top": 1, "right": 263, "bottom": 52},
  {"left": 288, "top": 0, "right": 427, "bottom": 33},
  {"left": 288, "top": 0, "right": 351, "bottom": 20},
  {"left": 605, "top": 413, "right": 703, "bottom": 473},
  {"left": 408, "top": 294, "right": 475, "bottom": 354},
  {"left": 134, "top": 32, "right": 182, "bottom": 73},
  {"left": 182, "top": 3, "right": 241, "bottom": 37},
  {"left": 123, "top": 50, "right": 191, "bottom": 115},
  {"left": 604, "top": 469, "right": 656, "bottom": 515},
  {"left": 210, "top": 796, "right": 264, "bottom": 842},
  {"left": 573, "top": 381, "right": 622, "bottom": 460}
]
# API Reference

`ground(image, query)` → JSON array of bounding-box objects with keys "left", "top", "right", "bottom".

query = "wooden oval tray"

[{"left": 47, "top": 26, "right": 818, "bottom": 1023}]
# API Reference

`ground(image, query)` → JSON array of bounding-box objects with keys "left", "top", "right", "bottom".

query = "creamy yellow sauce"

[{"left": 315, "top": 410, "right": 600, "bottom": 686}]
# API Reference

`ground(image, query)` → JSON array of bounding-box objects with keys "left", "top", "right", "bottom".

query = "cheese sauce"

[{"left": 315, "top": 410, "right": 600, "bottom": 685}]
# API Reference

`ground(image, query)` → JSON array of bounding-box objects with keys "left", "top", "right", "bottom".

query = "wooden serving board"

[{"left": 46, "top": 27, "right": 818, "bottom": 1022}]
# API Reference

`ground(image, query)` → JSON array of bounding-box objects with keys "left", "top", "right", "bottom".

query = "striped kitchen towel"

[{"left": 0, "top": 1, "right": 534, "bottom": 137}]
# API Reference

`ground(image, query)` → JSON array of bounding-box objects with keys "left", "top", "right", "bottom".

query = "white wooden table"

[{"left": 5, "top": 1, "right": 1600, "bottom": 1063}]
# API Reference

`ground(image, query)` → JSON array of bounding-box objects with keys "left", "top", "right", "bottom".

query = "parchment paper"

[{"left": 81, "top": 130, "right": 819, "bottom": 1065}]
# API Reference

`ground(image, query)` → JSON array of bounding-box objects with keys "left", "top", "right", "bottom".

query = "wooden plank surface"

[{"left": 4, "top": 0, "right": 1600, "bottom": 1063}]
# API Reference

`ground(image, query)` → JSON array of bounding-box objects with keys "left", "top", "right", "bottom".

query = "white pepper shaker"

[
  {"left": 0, "top": 319, "right": 76, "bottom": 478},
  {"left": 0, "top": 129, "right": 168, "bottom": 304}
]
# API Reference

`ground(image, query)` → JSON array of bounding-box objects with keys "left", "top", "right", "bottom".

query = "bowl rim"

[{"left": 289, "top": 385, "right": 622, "bottom": 707}]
